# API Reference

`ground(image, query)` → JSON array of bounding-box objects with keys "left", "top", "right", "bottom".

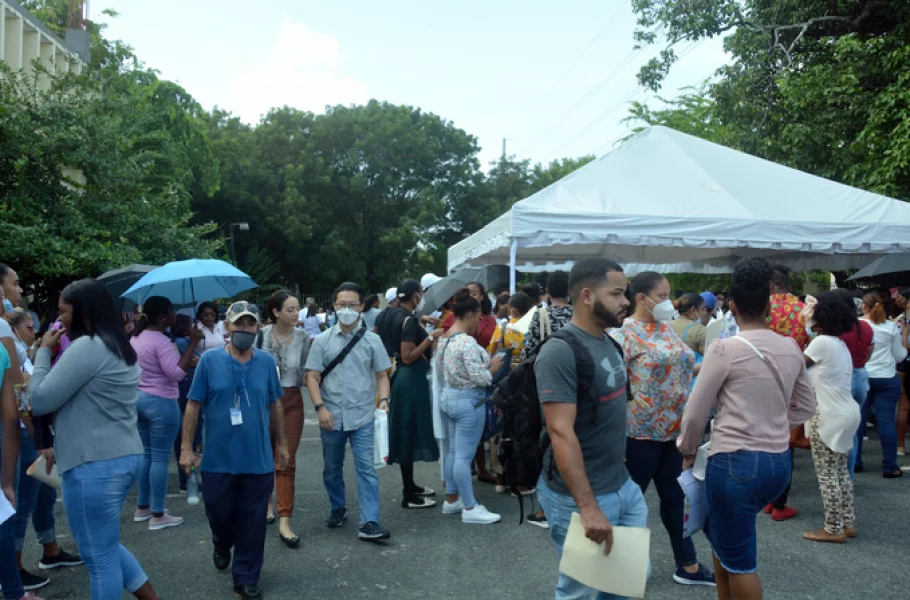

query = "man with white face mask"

[{"left": 306, "top": 282, "right": 393, "bottom": 541}]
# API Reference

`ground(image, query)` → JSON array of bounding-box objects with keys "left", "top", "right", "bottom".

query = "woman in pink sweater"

[
  {"left": 130, "top": 296, "right": 203, "bottom": 531},
  {"left": 678, "top": 258, "right": 816, "bottom": 600}
]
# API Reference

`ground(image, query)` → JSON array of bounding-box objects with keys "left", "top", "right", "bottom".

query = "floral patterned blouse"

[
  {"left": 434, "top": 333, "right": 492, "bottom": 389},
  {"left": 610, "top": 318, "right": 696, "bottom": 441},
  {"left": 768, "top": 293, "right": 809, "bottom": 350}
]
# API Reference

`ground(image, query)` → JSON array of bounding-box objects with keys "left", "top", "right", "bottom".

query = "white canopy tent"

[{"left": 448, "top": 126, "right": 910, "bottom": 290}]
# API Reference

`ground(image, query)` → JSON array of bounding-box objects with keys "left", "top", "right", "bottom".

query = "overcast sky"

[{"left": 94, "top": 0, "right": 729, "bottom": 168}]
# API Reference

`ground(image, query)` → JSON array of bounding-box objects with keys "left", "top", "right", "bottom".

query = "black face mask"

[{"left": 231, "top": 330, "right": 256, "bottom": 352}]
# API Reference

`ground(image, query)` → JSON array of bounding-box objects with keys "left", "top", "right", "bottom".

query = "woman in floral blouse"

[
  {"left": 434, "top": 289, "right": 504, "bottom": 525},
  {"left": 611, "top": 272, "right": 715, "bottom": 587}
]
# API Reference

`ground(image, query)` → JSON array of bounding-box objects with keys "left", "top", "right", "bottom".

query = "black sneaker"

[
  {"left": 326, "top": 507, "right": 348, "bottom": 528},
  {"left": 358, "top": 521, "right": 391, "bottom": 541},
  {"left": 213, "top": 549, "right": 231, "bottom": 571},
  {"left": 401, "top": 496, "right": 437, "bottom": 509},
  {"left": 19, "top": 568, "right": 49, "bottom": 590},
  {"left": 526, "top": 514, "right": 549, "bottom": 529},
  {"left": 233, "top": 583, "right": 262, "bottom": 598},
  {"left": 412, "top": 485, "right": 436, "bottom": 497},
  {"left": 38, "top": 549, "right": 83, "bottom": 570}
]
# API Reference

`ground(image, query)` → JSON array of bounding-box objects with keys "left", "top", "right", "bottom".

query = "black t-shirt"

[
  {"left": 376, "top": 306, "right": 409, "bottom": 358},
  {"left": 401, "top": 312, "right": 431, "bottom": 364}
]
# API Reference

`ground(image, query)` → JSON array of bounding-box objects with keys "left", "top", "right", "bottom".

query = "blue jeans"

[
  {"left": 62, "top": 455, "right": 148, "bottom": 598},
  {"left": 11, "top": 427, "right": 57, "bottom": 551},
  {"left": 441, "top": 387, "right": 486, "bottom": 509},
  {"left": 857, "top": 375, "right": 901, "bottom": 473},
  {"left": 137, "top": 391, "right": 181, "bottom": 513},
  {"left": 537, "top": 477, "right": 649, "bottom": 600},
  {"left": 321, "top": 423, "right": 380, "bottom": 524},
  {"left": 847, "top": 369, "right": 870, "bottom": 478},
  {"left": 705, "top": 451, "right": 790, "bottom": 574},
  {"left": 0, "top": 428, "right": 23, "bottom": 600}
]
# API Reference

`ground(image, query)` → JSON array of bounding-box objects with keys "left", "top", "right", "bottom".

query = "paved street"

[{"left": 23, "top": 419, "right": 909, "bottom": 599}]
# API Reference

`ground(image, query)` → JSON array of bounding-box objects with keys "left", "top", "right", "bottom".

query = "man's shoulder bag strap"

[{"left": 320, "top": 323, "right": 367, "bottom": 384}]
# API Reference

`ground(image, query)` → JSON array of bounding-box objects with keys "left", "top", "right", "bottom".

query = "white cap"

[
  {"left": 421, "top": 273, "right": 441, "bottom": 290},
  {"left": 385, "top": 287, "right": 398, "bottom": 303}
]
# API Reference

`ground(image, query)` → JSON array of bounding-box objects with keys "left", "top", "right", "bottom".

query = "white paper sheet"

[
  {"left": 558, "top": 512, "right": 650, "bottom": 599},
  {"left": 678, "top": 468, "right": 707, "bottom": 538},
  {"left": 27, "top": 455, "right": 63, "bottom": 490},
  {"left": 0, "top": 491, "right": 14, "bottom": 526}
]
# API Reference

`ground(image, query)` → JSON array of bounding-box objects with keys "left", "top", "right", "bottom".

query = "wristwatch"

[{"left": 314, "top": 403, "right": 326, "bottom": 412}]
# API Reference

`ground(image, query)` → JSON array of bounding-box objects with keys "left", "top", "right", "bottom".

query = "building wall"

[{"left": 0, "top": 0, "right": 84, "bottom": 87}]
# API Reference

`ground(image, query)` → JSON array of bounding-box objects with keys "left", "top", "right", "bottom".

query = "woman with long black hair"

[
  {"left": 388, "top": 280, "right": 441, "bottom": 509},
  {"left": 29, "top": 279, "right": 159, "bottom": 599}
]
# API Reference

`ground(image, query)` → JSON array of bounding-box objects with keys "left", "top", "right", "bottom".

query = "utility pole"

[{"left": 501, "top": 138, "right": 507, "bottom": 164}]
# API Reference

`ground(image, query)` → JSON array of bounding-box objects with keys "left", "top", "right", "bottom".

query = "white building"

[{"left": 1, "top": 0, "right": 85, "bottom": 89}]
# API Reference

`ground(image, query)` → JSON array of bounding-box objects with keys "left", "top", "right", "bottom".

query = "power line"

[
  {"left": 532, "top": 3, "right": 627, "bottom": 107},
  {"left": 527, "top": 48, "right": 642, "bottom": 148},
  {"left": 545, "top": 40, "right": 707, "bottom": 161}
]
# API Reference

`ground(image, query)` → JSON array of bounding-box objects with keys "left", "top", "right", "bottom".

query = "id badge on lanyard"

[{"left": 231, "top": 381, "right": 247, "bottom": 427}]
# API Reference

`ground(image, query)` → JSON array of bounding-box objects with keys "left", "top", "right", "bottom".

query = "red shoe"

[
  {"left": 772, "top": 506, "right": 798, "bottom": 521},
  {"left": 763, "top": 504, "right": 773, "bottom": 515}
]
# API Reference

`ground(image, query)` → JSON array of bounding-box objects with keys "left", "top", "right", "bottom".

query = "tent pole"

[{"left": 509, "top": 238, "right": 518, "bottom": 294}]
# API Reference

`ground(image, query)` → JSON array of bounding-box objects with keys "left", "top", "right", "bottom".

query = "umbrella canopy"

[
  {"left": 121, "top": 259, "right": 257, "bottom": 305},
  {"left": 847, "top": 254, "right": 910, "bottom": 281},
  {"left": 420, "top": 266, "right": 511, "bottom": 315},
  {"left": 98, "top": 264, "right": 158, "bottom": 298}
]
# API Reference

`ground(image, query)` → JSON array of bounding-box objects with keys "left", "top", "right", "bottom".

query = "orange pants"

[{"left": 270, "top": 386, "right": 305, "bottom": 518}]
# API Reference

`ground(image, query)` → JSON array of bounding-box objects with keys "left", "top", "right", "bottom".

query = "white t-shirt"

[
  {"left": 862, "top": 319, "right": 908, "bottom": 379},
  {"left": 805, "top": 336, "right": 861, "bottom": 453},
  {"left": 196, "top": 321, "right": 227, "bottom": 354}
]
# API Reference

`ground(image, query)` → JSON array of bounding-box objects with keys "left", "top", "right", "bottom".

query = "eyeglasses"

[{"left": 335, "top": 303, "right": 362, "bottom": 311}]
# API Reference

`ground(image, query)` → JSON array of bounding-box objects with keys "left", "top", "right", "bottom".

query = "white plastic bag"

[{"left": 373, "top": 409, "right": 389, "bottom": 470}]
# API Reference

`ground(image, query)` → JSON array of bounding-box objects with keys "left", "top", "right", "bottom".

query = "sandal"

[
  {"left": 279, "top": 532, "right": 301, "bottom": 548},
  {"left": 266, "top": 514, "right": 277, "bottom": 525}
]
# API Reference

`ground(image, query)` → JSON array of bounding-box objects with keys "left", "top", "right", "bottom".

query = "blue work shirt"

[{"left": 188, "top": 347, "right": 283, "bottom": 474}]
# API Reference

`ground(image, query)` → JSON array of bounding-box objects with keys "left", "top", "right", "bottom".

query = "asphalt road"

[{"left": 21, "top": 420, "right": 910, "bottom": 599}]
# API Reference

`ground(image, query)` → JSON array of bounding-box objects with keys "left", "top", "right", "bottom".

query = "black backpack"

[{"left": 492, "top": 327, "right": 609, "bottom": 523}]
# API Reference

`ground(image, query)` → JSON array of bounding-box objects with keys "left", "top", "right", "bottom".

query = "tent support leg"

[{"left": 509, "top": 238, "right": 518, "bottom": 294}]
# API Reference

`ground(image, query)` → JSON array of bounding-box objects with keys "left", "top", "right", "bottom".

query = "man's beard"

[{"left": 593, "top": 297, "right": 624, "bottom": 329}]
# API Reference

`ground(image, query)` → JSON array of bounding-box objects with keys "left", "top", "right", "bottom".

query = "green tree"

[{"left": 0, "top": 67, "right": 219, "bottom": 316}]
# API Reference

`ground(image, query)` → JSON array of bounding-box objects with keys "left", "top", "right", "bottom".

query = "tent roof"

[{"left": 448, "top": 126, "right": 910, "bottom": 274}]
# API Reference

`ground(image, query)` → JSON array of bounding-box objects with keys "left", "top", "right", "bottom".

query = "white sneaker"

[
  {"left": 462, "top": 504, "right": 501, "bottom": 525},
  {"left": 149, "top": 511, "right": 184, "bottom": 531},
  {"left": 442, "top": 500, "right": 464, "bottom": 515},
  {"left": 900, "top": 466, "right": 910, "bottom": 473},
  {"left": 898, "top": 448, "right": 906, "bottom": 457}
]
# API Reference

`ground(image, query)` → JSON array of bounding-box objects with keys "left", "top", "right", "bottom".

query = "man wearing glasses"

[
  {"left": 306, "top": 282, "right": 393, "bottom": 541},
  {"left": 180, "top": 301, "right": 289, "bottom": 600}
]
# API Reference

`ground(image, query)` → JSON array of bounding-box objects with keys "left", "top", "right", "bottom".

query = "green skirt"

[{"left": 388, "top": 360, "right": 439, "bottom": 465}]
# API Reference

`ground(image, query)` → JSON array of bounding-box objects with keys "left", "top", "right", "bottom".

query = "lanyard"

[{"left": 229, "top": 353, "right": 253, "bottom": 408}]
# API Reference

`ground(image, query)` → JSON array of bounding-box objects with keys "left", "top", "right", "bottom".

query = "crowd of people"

[{"left": 1, "top": 257, "right": 909, "bottom": 600}]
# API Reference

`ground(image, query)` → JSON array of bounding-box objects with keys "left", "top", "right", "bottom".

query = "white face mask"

[
  {"left": 647, "top": 297, "right": 676, "bottom": 322},
  {"left": 416, "top": 294, "right": 426, "bottom": 311},
  {"left": 338, "top": 308, "right": 360, "bottom": 327}
]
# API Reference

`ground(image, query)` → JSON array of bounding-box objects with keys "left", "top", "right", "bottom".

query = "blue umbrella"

[{"left": 121, "top": 259, "right": 258, "bottom": 305}]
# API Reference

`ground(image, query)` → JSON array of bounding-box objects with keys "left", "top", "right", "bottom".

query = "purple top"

[
  {"left": 52, "top": 321, "right": 70, "bottom": 367},
  {"left": 130, "top": 330, "right": 186, "bottom": 399}
]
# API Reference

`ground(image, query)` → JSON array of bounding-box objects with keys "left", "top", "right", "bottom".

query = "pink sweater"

[
  {"left": 130, "top": 330, "right": 186, "bottom": 399},
  {"left": 678, "top": 329, "right": 817, "bottom": 457}
]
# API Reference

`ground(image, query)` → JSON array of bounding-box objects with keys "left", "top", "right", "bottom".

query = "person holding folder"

[
  {"left": 679, "top": 258, "right": 816, "bottom": 600},
  {"left": 535, "top": 258, "right": 647, "bottom": 599}
]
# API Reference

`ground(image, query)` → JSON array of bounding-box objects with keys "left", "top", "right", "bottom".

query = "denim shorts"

[{"left": 704, "top": 450, "right": 791, "bottom": 574}]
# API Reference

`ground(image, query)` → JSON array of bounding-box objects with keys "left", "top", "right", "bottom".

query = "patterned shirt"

[
  {"left": 521, "top": 305, "right": 573, "bottom": 361},
  {"left": 610, "top": 318, "right": 695, "bottom": 441},
  {"left": 488, "top": 319, "right": 526, "bottom": 366},
  {"left": 434, "top": 334, "right": 492, "bottom": 389},
  {"left": 768, "top": 293, "right": 809, "bottom": 350}
]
